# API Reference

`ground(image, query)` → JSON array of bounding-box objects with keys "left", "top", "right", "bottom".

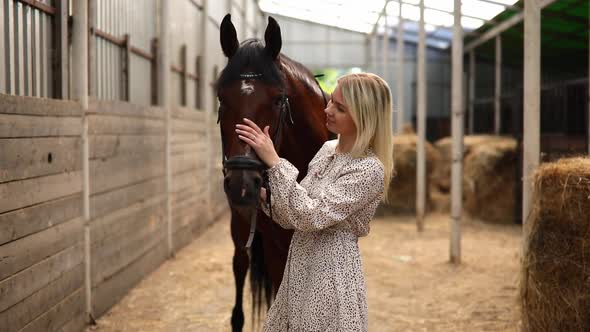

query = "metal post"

[
  {"left": 382, "top": 6, "right": 389, "bottom": 80},
  {"left": 469, "top": 51, "right": 475, "bottom": 134},
  {"left": 181, "top": 44, "right": 187, "bottom": 106},
  {"left": 450, "top": 0, "right": 463, "bottom": 264},
  {"left": 88, "top": 0, "right": 96, "bottom": 97},
  {"left": 158, "top": 0, "right": 173, "bottom": 256},
  {"left": 150, "top": 38, "right": 158, "bottom": 105},
  {"left": 396, "top": 4, "right": 404, "bottom": 133},
  {"left": 416, "top": 0, "right": 426, "bottom": 232},
  {"left": 495, "top": 35, "right": 502, "bottom": 135},
  {"left": 54, "top": 0, "right": 68, "bottom": 98},
  {"left": 72, "top": 0, "right": 90, "bottom": 321},
  {"left": 122, "top": 34, "right": 131, "bottom": 101},
  {"left": 201, "top": 0, "right": 213, "bottom": 221},
  {"left": 523, "top": 0, "right": 541, "bottom": 225}
]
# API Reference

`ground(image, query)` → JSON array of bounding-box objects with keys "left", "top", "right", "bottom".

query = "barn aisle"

[{"left": 87, "top": 213, "right": 522, "bottom": 332}]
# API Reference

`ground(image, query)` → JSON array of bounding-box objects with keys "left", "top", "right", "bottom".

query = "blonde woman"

[{"left": 235, "top": 72, "right": 394, "bottom": 331}]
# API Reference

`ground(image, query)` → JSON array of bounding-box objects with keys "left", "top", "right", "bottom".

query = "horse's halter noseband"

[{"left": 217, "top": 72, "right": 294, "bottom": 248}]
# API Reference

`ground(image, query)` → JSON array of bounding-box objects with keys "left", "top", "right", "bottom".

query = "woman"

[{"left": 235, "top": 72, "right": 394, "bottom": 331}]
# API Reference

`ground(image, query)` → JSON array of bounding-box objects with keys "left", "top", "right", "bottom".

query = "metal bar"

[
  {"left": 150, "top": 37, "right": 158, "bottom": 105},
  {"left": 181, "top": 44, "right": 187, "bottom": 106},
  {"left": 494, "top": 35, "right": 502, "bottom": 135},
  {"left": 14, "top": 1, "right": 20, "bottom": 95},
  {"left": 122, "top": 34, "right": 130, "bottom": 101},
  {"left": 53, "top": 0, "right": 68, "bottom": 99},
  {"left": 522, "top": 0, "right": 541, "bottom": 226},
  {"left": 31, "top": 7, "right": 36, "bottom": 96},
  {"left": 396, "top": 4, "right": 404, "bottom": 134},
  {"left": 88, "top": 0, "right": 96, "bottom": 97},
  {"left": 4, "top": 0, "right": 11, "bottom": 94},
  {"left": 465, "top": 0, "right": 559, "bottom": 53},
  {"left": 382, "top": 9, "right": 389, "bottom": 80},
  {"left": 468, "top": 50, "right": 475, "bottom": 134},
  {"left": 450, "top": 0, "right": 463, "bottom": 264},
  {"left": 17, "top": 0, "right": 56, "bottom": 16},
  {"left": 189, "top": 0, "right": 203, "bottom": 11},
  {"left": 416, "top": 0, "right": 426, "bottom": 232},
  {"left": 23, "top": 4, "right": 29, "bottom": 96},
  {"left": 196, "top": 55, "right": 202, "bottom": 109},
  {"left": 130, "top": 45, "right": 154, "bottom": 61}
]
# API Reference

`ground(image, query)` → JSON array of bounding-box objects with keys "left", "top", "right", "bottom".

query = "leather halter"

[{"left": 217, "top": 72, "right": 294, "bottom": 248}]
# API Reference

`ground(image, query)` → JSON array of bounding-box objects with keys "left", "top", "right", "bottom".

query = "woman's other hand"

[{"left": 235, "top": 118, "right": 280, "bottom": 168}]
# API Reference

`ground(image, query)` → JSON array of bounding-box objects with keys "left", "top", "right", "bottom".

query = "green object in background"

[{"left": 314, "top": 67, "right": 362, "bottom": 94}]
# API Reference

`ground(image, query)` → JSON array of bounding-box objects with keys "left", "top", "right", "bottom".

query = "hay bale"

[
  {"left": 380, "top": 134, "right": 439, "bottom": 214},
  {"left": 432, "top": 135, "right": 506, "bottom": 192},
  {"left": 520, "top": 157, "right": 590, "bottom": 331},
  {"left": 463, "top": 138, "right": 517, "bottom": 223}
]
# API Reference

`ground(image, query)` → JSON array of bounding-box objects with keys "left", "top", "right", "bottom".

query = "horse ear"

[
  {"left": 220, "top": 14, "right": 239, "bottom": 58},
  {"left": 264, "top": 16, "right": 282, "bottom": 59}
]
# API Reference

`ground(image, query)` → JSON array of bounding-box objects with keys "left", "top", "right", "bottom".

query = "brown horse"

[{"left": 217, "top": 14, "right": 331, "bottom": 332}]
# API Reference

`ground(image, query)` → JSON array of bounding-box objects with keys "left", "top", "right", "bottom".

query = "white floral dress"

[{"left": 262, "top": 139, "right": 385, "bottom": 332}]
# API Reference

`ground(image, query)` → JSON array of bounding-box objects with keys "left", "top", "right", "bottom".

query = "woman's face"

[{"left": 324, "top": 85, "right": 356, "bottom": 136}]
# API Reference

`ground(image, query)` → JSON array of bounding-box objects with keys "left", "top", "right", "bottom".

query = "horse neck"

[{"left": 278, "top": 58, "right": 330, "bottom": 175}]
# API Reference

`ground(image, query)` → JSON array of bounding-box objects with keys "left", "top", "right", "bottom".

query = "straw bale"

[
  {"left": 380, "top": 134, "right": 439, "bottom": 214},
  {"left": 520, "top": 157, "right": 590, "bottom": 332},
  {"left": 463, "top": 138, "right": 518, "bottom": 223}
]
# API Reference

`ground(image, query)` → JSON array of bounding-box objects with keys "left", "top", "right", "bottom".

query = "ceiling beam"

[{"left": 464, "top": 0, "right": 559, "bottom": 52}]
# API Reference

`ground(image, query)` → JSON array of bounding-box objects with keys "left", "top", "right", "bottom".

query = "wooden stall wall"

[
  {"left": 0, "top": 93, "right": 85, "bottom": 332},
  {"left": 86, "top": 100, "right": 168, "bottom": 317}
]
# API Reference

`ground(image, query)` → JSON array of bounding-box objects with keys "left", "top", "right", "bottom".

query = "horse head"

[{"left": 217, "top": 14, "right": 291, "bottom": 211}]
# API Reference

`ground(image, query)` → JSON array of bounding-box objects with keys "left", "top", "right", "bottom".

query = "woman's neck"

[{"left": 336, "top": 134, "right": 355, "bottom": 153}]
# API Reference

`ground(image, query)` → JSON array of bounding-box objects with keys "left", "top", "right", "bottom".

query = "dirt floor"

[{"left": 87, "top": 213, "right": 523, "bottom": 332}]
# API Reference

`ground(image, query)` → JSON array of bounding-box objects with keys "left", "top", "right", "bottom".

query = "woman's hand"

[{"left": 236, "top": 118, "right": 280, "bottom": 168}]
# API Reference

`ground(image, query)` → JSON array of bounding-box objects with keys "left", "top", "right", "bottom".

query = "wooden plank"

[
  {"left": 170, "top": 106, "right": 205, "bottom": 121},
  {"left": 0, "top": 194, "right": 81, "bottom": 246},
  {"left": 170, "top": 141, "right": 207, "bottom": 155},
  {"left": 0, "top": 114, "right": 81, "bottom": 138},
  {"left": 0, "top": 217, "right": 83, "bottom": 281},
  {"left": 172, "top": 223, "right": 193, "bottom": 252},
  {"left": 20, "top": 288, "right": 84, "bottom": 332},
  {"left": 171, "top": 185, "right": 206, "bottom": 207},
  {"left": 88, "top": 114, "right": 165, "bottom": 136},
  {"left": 92, "top": 221, "right": 165, "bottom": 287},
  {"left": 0, "top": 243, "right": 83, "bottom": 312},
  {"left": 90, "top": 177, "right": 165, "bottom": 219},
  {"left": 171, "top": 155, "right": 206, "bottom": 175},
  {"left": 171, "top": 170, "right": 205, "bottom": 193},
  {"left": 90, "top": 195, "right": 165, "bottom": 244},
  {"left": 0, "top": 264, "right": 83, "bottom": 332},
  {"left": 171, "top": 118, "right": 206, "bottom": 135},
  {"left": 170, "top": 132, "right": 205, "bottom": 145},
  {"left": 89, "top": 154, "right": 165, "bottom": 195},
  {"left": 0, "top": 93, "right": 81, "bottom": 116},
  {"left": 90, "top": 135, "right": 166, "bottom": 160},
  {"left": 0, "top": 137, "right": 81, "bottom": 183},
  {"left": 56, "top": 314, "right": 85, "bottom": 332},
  {"left": 0, "top": 171, "right": 82, "bottom": 214},
  {"left": 91, "top": 241, "right": 167, "bottom": 318},
  {"left": 88, "top": 99, "right": 165, "bottom": 120}
]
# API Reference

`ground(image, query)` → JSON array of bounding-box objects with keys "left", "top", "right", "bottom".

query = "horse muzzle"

[{"left": 223, "top": 156, "right": 265, "bottom": 207}]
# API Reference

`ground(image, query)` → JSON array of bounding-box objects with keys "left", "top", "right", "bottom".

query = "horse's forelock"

[{"left": 217, "top": 39, "right": 284, "bottom": 89}]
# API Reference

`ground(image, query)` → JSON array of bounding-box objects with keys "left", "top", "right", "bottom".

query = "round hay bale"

[
  {"left": 380, "top": 134, "right": 439, "bottom": 214},
  {"left": 520, "top": 157, "right": 590, "bottom": 331},
  {"left": 432, "top": 135, "right": 506, "bottom": 193},
  {"left": 463, "top": 138, "right": 517, "bottom": 223}
]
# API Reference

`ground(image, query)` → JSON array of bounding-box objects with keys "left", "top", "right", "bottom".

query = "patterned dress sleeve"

[{"left": 266, "top": 157, "right": 384, "bottom": 232}]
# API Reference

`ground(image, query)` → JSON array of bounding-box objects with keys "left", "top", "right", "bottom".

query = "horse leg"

[
  {"left": 230, "top": 213, "right": 250, "bottom": 332},
  {"left": 231, "top": 247, "right": 249, "bottom": 331}
]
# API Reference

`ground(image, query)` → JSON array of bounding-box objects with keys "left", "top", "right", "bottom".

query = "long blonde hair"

[{"left": 337, "top": 72, "right": 394, "bottom": 202}]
